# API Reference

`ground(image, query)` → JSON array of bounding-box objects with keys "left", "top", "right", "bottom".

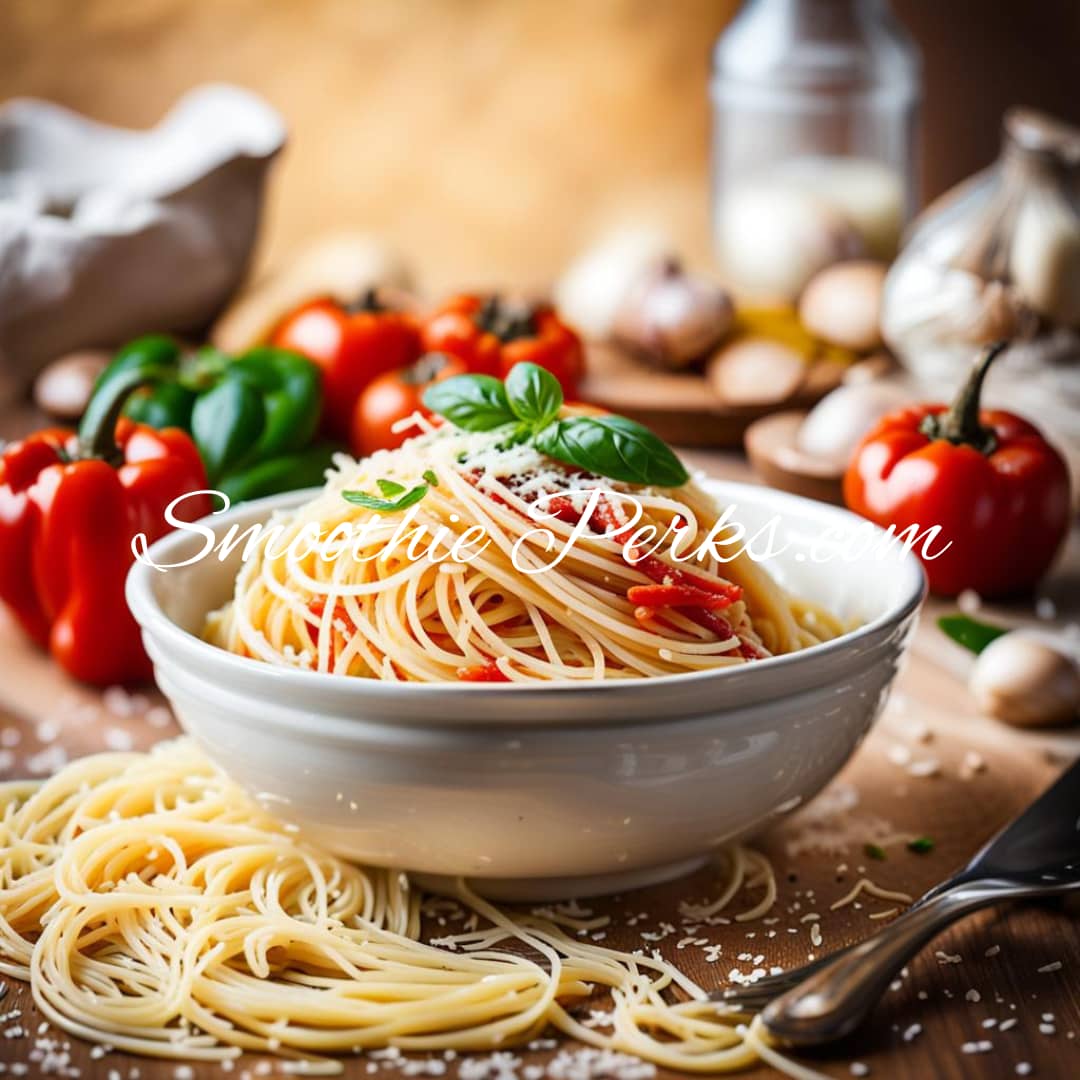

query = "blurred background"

[{"left": 4, "top": 0, "right": 1079, "bottom": 290}]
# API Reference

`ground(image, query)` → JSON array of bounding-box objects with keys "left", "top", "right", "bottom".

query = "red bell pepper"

[
  {"left": 844, "top": 342, "right": 1071, "bottom": 598},
  {"left": 270, "top": 291, "right": 422, "bottom": 441},
  {"left": 0, "top": 369, "right": 210, "bottom": 684},
  {"left": 421, "top": 295, "right": 584, "bottom": 397}
]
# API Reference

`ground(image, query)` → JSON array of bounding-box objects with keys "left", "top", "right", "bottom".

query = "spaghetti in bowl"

[
  {"left": 127, "top": 447, "right": 924, "bottom": 896},
  {"left": 202, "top": 426, "right": 846, "bottom": 682}
]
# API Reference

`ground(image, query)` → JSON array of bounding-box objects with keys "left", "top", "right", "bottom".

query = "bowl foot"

[{"left": 413, "top": 855, "right": 709, "bottom": 903}]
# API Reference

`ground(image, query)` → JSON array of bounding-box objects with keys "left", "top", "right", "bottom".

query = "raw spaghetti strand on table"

[
  {"left": 205, "top": 424, "right": 844, "bottom": 681},
  {"left": 0, "top": 741, "right": 793, "bottom": 1074}
]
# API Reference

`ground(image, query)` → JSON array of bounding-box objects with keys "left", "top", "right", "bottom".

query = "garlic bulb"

[
  {"left": 613, "top": 261, "right": 734, "bottom": 369},
  {"left": 969, "top": 632, "right": 1080, "bottom": 728},
  {"left": 555, "top": 230, "right": 734, "bottom": 368},
  {"left": 553, "top": 229, "right": 671, "bottom": 340}
]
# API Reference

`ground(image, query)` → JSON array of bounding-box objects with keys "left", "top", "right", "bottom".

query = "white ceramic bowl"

[{"left": 127, "top": 480, "right": 924, "bottom": 900}]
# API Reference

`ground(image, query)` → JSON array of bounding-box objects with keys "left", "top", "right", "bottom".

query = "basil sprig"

[
  {"left": 343, "top": 466, "right": 440, "bottom": 515},
  {"left": 343, "top": 484, "right": 429, "bottom": 513},
  {"left": 504, "top": 361, "right": 562, "bottom": 428},
  {"left": 421, "top": 363, "right": 689, "bottom": 487}
]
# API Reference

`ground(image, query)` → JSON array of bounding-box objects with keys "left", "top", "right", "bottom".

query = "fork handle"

[{"left": 760, "top": 878, "right": 1022, "bottom": 1045}]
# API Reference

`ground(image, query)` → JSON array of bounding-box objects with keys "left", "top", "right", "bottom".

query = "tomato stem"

[
  {"left": 919, "top": 341, "right": 1007, "bottom": 454},
  {"left": 402, "top": 352, "right": 455, "bottom": 385},
  {"left": 344, "top": 287, "right": 384, "bottom": 315},
  {"left": 476, "top": 295, "right": 536, "bottom": 342}
]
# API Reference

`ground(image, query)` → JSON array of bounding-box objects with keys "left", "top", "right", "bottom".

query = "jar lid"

[{"left": 1005, "top": 108, "right": 1080, "bottom": 170}]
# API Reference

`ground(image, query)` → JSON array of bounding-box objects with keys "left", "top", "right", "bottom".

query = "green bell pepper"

[{"left": 89, "top": 335, "right": 339, "bottom": 502}]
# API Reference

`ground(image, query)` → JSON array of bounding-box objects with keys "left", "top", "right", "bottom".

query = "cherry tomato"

[{"left": 350, "top": 353, "right": 468, "bottom": 457}]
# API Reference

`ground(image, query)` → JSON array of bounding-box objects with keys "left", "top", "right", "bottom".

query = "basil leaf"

[
  {"left": 534, "top": 415, "right": 689, "bottom": 487},
  {"left": 422, "top": 375, "right": 515, "bottom": 432},
  {"left": 937, "top": 614, "right": 1008, "bottom": 655},
  {"left": 376, "top": 478, "right": 406, "bottom": 497},
  {"left": 343, "top": 484, "right": 428, "bottom": 513},
  {"left": 505, "top": 362, "right": 562, "bottom": 429}
]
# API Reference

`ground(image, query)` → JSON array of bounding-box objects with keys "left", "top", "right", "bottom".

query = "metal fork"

[{"left": 710, "top": 758, "right": 1080, "bottom": 1045}]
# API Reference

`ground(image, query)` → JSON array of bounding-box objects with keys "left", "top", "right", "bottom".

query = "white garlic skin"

[{"left": 969, "top": 632, "right": 1080, "bottom": 728}]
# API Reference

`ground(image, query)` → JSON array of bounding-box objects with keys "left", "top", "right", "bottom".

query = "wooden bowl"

[{"left": 744, "top": 410, "right": 845, "bottom": 505}]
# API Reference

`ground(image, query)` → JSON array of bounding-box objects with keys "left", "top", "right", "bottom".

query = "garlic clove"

[
  {"left": 1010, "top": 193, "right": 1080, "bottom": 328},
  {"left": 613, "top": 262, "right": 734, "bottom": 369},
  {"left": 796, "top": 380, "right": 913, "bottom": 470},
  {"left": 969, "top": 632, "right": 1080, "bottom": 728},
  {"left": 33, "top": 349, "right": 110, "bottom": 420},
  {"left": 798, "top": 260, "right": 887, "bottom": 352}
]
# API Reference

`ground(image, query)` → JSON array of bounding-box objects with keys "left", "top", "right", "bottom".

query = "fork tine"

[{"left": 708, "top": 949, "right": 852, "bottom": 1008}]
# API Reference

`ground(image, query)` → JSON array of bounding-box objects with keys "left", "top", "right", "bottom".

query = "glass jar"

[{"left": 710, "top": 0, "right": 921, "bottom": 301}]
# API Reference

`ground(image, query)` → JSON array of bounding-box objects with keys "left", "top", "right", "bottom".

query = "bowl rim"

[{"left": 126, "top": 477, "right": 926, "bottom": 702}]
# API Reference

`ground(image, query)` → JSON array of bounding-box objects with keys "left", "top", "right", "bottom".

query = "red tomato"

[
  {"left": 499, "top": 306, "right": 584, "bottom": 399},
  {"left": 421, "top": 295, "right": 584, "bottom": 397},
  {"left": 420, "top": 295, "right": 503, "bottom": 377},
  {"left": 271, "top": 295, "right": 422, "bottom": 441},
  {"left": 350, "top": 353, "right": 468, "bottom": 457}
]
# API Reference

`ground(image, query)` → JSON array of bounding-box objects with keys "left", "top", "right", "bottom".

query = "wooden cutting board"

[
  {"left": 579, "top": 345, "right": 845, "bottom": 448},
  {"left": 0, "top": 449, "right": 1077, "bottom": 1080}
]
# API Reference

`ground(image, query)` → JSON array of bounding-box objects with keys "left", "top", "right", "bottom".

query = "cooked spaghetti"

[
  {"left": 206, "top": 422, "right": 842, "bottom": 680},
  {"left": 0, "top": 741, "right": 784, "bottom": 1074}
]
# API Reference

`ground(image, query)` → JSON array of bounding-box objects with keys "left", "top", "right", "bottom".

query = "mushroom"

[
  {"left": 798, "top": 261, "right": 888, "bottom": 352},
  {"left": 707, "top": 337, "right": 806, "bottom": 406},
  {"left": 969, "top": 632, "right": 1080, "bottom": 728}
]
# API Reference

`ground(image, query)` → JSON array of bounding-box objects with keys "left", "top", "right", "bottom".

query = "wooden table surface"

[{"left": 0, "top": 440, "right": 1078, "bottom": 1080}]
